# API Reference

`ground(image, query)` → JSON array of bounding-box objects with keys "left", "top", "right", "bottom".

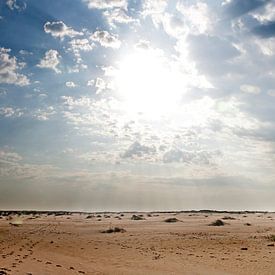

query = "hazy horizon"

[{"left": 1, "top": 0, "right": 275, "bottom": 211}]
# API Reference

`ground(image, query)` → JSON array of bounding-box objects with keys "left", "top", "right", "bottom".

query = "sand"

[{"left": 0, "top": 211, "right": 275, "bottom": 274}]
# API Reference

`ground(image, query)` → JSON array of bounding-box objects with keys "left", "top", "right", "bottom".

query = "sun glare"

[{"left": 114, "top": 50, "right": 185, "bottom": 117}]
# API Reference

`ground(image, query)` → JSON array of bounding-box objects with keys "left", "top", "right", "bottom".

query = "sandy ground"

[{"left": 0, "top": 212, "right": 275, "bottom": 275}]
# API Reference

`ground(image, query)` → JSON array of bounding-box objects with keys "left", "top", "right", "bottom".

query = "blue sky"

[{"left": 0, "top": 0, "right": 275, "bottom": 211}]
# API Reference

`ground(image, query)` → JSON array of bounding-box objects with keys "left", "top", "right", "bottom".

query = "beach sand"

[{"left": 0, "top": 212, "right": 275, "bottom": 274}]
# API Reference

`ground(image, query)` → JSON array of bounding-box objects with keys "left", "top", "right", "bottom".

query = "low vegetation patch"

[
  {"left": 266, "top": 234, "right": 275, "bottom": 242},
  {"left": 222, "top": 216, "right": 236, "bottom": 220},
  {"left": 101, "top": 227, "right": 126, "bottom": 233},
  {"left": 131, "top": 214, "right": 144, "bottom": 220},
  {"left": 209, "top": 219, "right": 225, "bottom": 226},
  {"left": 164, "top": 218, "right": 179, "bottom": 223},
  {"left": 244, "top": 223, "right": 251, "bottom": 226}
]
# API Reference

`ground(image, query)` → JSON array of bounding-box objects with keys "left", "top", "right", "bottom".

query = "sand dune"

[{"left": 0, "top": 211, "right": 275, "bottom": 274}]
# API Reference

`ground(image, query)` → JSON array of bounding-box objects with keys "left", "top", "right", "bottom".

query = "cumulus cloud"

[
  {"left": 69, "top": 38, "right": 94, "bottom": 52},
  {"left": 44, "top": 21, "right": 83, "bottom": 39},
  {"left": 90, "top": 30, "right": 121, "bottom": 48},
  {"left": 37, "top": 49, "right": 61, "bottom": 73},
  {"left": 33, "top": 106, "right": 56, "bottom": 121},
  {"left": 83, "top": 0, "right": 127, "bottom": 10},
  {"left": 103, "top": 8, "right": 136, "bottom": 27},
  {"left": 252, "top": 2, "right": 275, "bottom": 22},
  {"left": 254, "top": 37, "right": 275, "bottom": 55},
  {"left": 65, "top": 81, "right": 77, "bottom": 88},
  {"left": 87, "top": 79, "right": 95, "bottom": 86},
  {"left": 121, "top": 141, "right": 156, "bottom": 160},
  {"left": 0, "top": 148, "right": 22, "bottom": 164},
  {"left": 135, "top": 40, "right": 151, "bottom": 50},
  {"left": 163, "top": 148, "right": 221, "bottom": 165},
  {"left": 0, "top": 107, "right": 23, "bottom": 118},
  {"left": 0, "top": 47, "right": 30, "bottom": 86},
  {"left": 68, "top": 38, "right": 94, "bottom": 68},
  {"left": 177, "top": 1, "right": 214, "bottom": 34},
  {"left": 142, "top": 0, "right": 168, "bottom": 26},
  {"left": 240, "top": 84, "right": 261, "bottom": 94},
  {"left": 143, "top": 0, "right": 167, "bottom": 13},
  {"left": 6, "top": 0, "right": 26, "bottom": 11}
]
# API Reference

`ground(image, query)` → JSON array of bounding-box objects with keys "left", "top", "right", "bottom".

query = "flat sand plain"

[{"left": 0, "top": 212, "right": 275, "bottom": 274}]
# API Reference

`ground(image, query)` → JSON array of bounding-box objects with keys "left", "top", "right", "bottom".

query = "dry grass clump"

[
  {"left": 101, "top": 227, "right": 126, "bottom": 234},
  {"left": 222, "top": 216, "right": 236, "bottom": 220},
  {"left": 164, "top": 218, "right": 179, "bottom": 223},
  {"left": 266, "top": 234, "right": 275, "bottom": 242},
  {"left": 209, "top": 219, "right": 225, "bottom": 226}
]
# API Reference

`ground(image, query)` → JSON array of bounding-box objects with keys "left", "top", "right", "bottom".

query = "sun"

[{"left": 113, "top": 49, "right": 186, "bottom": 118}]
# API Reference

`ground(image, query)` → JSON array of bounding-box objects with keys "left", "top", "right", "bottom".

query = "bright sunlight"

[{"left": 114, "top": 49, "right": 186, "bottom": 117}]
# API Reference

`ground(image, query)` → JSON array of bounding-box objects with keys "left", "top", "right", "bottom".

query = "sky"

[{"left": 0, "top": 0, "right": 275, "bottom": 211}]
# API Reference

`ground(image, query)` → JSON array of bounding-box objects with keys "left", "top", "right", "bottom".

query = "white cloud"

[
  {"left": 44, "top": 21, "right": 83, "bottom": 39},
  {"left": 66, "top": 81, "right": 76, "bottom": 88},
  {"left": 6, "top": 0, "right": 26, "bottom": 11},
  {"left": 83, "top": 0, "right": 127, "bottom": 10},
  {"left": 0, "top": 148, "right": 22, "bottom": 163},
  {"left": 19, "top": 49, "right": 33, "bottom": 55},
  {"left": 251, "top": 2, "right": 275, "bottom": 23},
  {"left": 142, "top": 0, "right": 168, "bottom": 27},
  {"left": 161, "top": 13, "right": 187, "bottom": 37},
  {"left": 121, "top": 141, "right": 156, "bottom": 160},
  {"left": 0, "top": 47, "right": 30, "bottom": 86},
  {"left": 163, "top": 148, "right": 221, "bottom": 165},
  {"left": 142, "top": 0, "right": 167, "bottom": 18},
  {"left": 95, "top": 77, "right": 106, "bottom": 92},
  {"left": 69, "top": 38, "right": 94, "bottom": 52},
  {"left": 33, "top": 106, "right": 56, "bottom": 121},
  {"left": 103, "top": 8, "right": 136, "bottom": 27},
  {"left": 255, "top": 37, "right": 275, "bottom": 56},
  {"left": 87, "top": 79, "right": 95, "bottom": 86},
  {"left": 0, "top": 107, "right": 23, "bottom": 118},
  {"left": 91, "top": 30, "right": 121, "bottom": 48},
  {"left": 240, "top": 84, "right": 261, "bottom": 94},
  {"left": 176, "top": 2, "right": 214, "bottom": 34},
  {"left": 37, "top": 50, "right": 61, "bottom": 73},
  {"left": 68, "top": 38, "right": 94, "bottom": 68},
  {"left": 135, "top": 40, "right": 151, "bottom": 50}
]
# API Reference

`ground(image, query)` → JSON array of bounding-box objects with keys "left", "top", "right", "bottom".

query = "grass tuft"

[
  {"left": 101, "top": 227, "right": 126, "bottom": 233},
  {"left": 164, "top": 218, "right": 179, "bottom": 223},
  {"left": 209, "top": 219, "right": 225, "bottom": 226}
]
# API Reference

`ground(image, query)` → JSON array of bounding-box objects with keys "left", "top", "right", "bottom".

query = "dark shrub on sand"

[
  {"left": 164, "top": 218, "right": 179, "bottom": 223},
  {"left": 131, "top": 214, "right": 144, "bottom": 220},
  {"left": 209, "top": 219, "right": 225, "bottom": 226},
  {"left": 222, "top": 216, "right": 236, "bottom": 220},
  {"left": 101, "top": 227, "right": 126, "bottom": 233},
  {"left": 86, "top": 215, "right": 93, "bottom": 219},
  {"left": 244, "top": 223, "right": 251, "bottom": 226}
]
